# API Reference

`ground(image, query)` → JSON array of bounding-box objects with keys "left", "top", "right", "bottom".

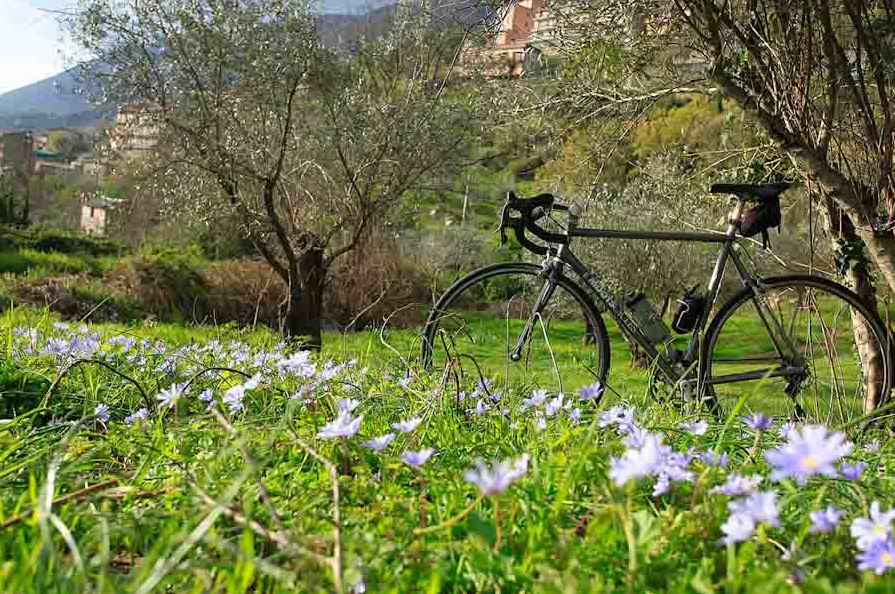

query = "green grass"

[
  {"left": 0, "top": 309, "right": 893, "bottom": 592},
  {"left": 0, "top": 248, "right": 118, "bottom": 278}
]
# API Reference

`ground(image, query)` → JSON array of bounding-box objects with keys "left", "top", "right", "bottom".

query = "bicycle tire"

[
  {"left": 422, "top": 262, "right": 611, "bottom": 391},
  {"left": 703, "top": 274, "right": 892, "bottom": 423}
]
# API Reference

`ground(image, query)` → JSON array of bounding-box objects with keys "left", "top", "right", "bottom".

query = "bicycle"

[{"left": 421, "top": 183, "right": 893, "bottom": 423}]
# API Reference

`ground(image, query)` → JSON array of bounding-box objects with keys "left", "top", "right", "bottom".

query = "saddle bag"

[
  {"left": 672, "top": 287, "right": 707, "bottom": 334},
  {"left": 740, "top": 196, "right": 782, "bottom": 249}
]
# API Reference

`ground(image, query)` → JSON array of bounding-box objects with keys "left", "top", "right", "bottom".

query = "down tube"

[{"left": 558, "top": 247, "right": 680, "bottom": 382}]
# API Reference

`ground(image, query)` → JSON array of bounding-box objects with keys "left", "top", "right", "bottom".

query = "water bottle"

[{"left": 624, "top": 292, "right": 671, "bottom": 345}]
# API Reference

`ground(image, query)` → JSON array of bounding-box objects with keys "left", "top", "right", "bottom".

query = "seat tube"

[
  {"left": 706, "top": 198, "right": 745, "bottom": 295},
  {"left": 725, "top": 198, "right": 745, "bottom": 238}
]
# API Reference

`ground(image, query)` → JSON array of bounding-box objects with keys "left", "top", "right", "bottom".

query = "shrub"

[
  {"left": 0, "top": 225, "right": 124, "bottom": 257},
  {"left": 202, "top": 260, "right": 286, "bottom": 328},
  {"left": 326, "top": 233, "right": 429, "bottom": 330},
  {"left": 104, "top": 251, "right": 206, "bottom": 322},
  {"left": 9, "top": 275, "right": 141, "bottom": 323}
]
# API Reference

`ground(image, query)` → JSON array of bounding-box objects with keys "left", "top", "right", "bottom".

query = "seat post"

[{"left": 725, "top": 197, "right": 746, "bottom": 238}]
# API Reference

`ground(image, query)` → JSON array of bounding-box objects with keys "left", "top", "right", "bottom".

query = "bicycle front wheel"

[
  {"left": 422, "top": 262, "right": 610, "bottom": 397},
  {"left": 704, "top": 275, "right": 891, "bottom": 424}
]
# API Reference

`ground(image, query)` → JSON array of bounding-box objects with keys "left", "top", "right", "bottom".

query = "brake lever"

[{"left": 497, "top": 195, "right": 512, "bottom": 245}]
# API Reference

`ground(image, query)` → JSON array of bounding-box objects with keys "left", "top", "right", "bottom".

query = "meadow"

[{"left": 1, "top": 307, "right": 895, "bottom": 593}]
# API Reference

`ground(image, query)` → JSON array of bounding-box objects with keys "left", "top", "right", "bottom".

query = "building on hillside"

[
  {"left": 34, "top": 148, "right": 75, "bottom": 174},
  {"left": 462, "top": 0, "right": 566, "bottom": 78},
  {"left": 73, "top": 155, "right": 104, "bottom": 177},
  {"left": 109, "top": 103, "right": 161, "bottom": 157},
  {"left": 0, "top": 132, "right": 36, "bottom": 222},
  {"left": 0, "top": 131, "right": 36, "bottom": 176},
  {"left": 79, "top": 195, "right": 120, "bottom": 236},
  {"left": 467, "top": 2, "right": 705, "bottom": 78},
  {"left": 486, "top": 0, "right": 544, "bottom": 77}
]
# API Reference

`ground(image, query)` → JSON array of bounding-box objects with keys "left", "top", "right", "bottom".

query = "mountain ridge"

[{"left": 0, "top": 0, "right": 488, "bottom": 132}]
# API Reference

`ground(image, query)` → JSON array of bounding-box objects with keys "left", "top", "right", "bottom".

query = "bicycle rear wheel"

[
  {"left": 704, "top": 275, "right": 891, "bottom": 424},
  {"left": 422, "top": 262, "right": 610, "bottom": 397}
]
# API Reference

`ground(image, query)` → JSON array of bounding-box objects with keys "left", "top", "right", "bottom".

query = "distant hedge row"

[{"left": 0, "top": 225, "right": 124, "bottom": 257}]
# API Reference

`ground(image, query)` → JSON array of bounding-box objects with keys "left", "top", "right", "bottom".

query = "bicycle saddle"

[{"left": 709, "top": 182, "right": 792, "bottom": 201}]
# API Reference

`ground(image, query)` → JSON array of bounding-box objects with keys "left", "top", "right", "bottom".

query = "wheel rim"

[
  {"left": 423, "top": 265, "right": 609, "bottom": 399},
  {"left": 706, "top": 278, "right": 890, "bottom": 425}
]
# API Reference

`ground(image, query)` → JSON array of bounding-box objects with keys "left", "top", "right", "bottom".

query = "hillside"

[
  {"left": 0, "top": 67, "right": 108, "bottom": 131},
  {"left": 0, "top": 0, "right": 498, "bottom": 132}
]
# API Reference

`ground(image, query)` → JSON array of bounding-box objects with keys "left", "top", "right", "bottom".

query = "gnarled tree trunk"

[
  {"left": 284, "top": 247, "right": 325, "bottom": 350},
  {"left": 822, "top": 197, "right": 887, "bottom": 412}
]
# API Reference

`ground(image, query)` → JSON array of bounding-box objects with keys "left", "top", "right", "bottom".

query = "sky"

[
  {"left": 0, "top": 0, "right": 392, "bottom": 96},
  {"left": 0, "top": 0, "right": 77, "bottom": 94}
]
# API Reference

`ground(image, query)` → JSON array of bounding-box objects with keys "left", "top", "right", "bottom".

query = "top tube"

[{"left": 568, "top": 227, "right": 730, "bottom": 243}]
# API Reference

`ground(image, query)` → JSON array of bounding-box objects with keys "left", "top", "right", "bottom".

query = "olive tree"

[{"left": 69, "top": 0, "right": 476, "bottom": 348}]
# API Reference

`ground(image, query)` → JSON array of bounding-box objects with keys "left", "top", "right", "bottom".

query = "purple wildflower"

[
  {"left": 622, "top": 425, "right": 650, "bottom": 448},
  {"left": 361, "top": 433, "right": 395, "bottom": 452},
  {"left": 857, "top": 538, "right": 895, "bottom": 575},
  {"left": 570, "top": 407, "right": 582, "bottom": 423},
  {"left": 722, "top": 491, "right": 779, "bottom": 544},
  {"left": 392, "top": 417, "right": 422, "bottom": 433},
  {"left": 317, "top": 411, "right": 363, "bottom": 439},
  {"left": 107, "top": 335, "right": 137, "bottom": 350},
  {"left": 198, "top": 389, "right": 215, "bottom": 410},
  {"left": 851, "top": 502, "right": 895, "bottom": 550},
  {"left": 156, "top": 383, "right": 187, "bottom": 409},
  {"left": 711, "top": 474, "right": 762, "bottom": 496},
  {"left": 809, "top": 506, "right": 842, "bottom": 534},
  {"left": 580, "top": 382, "right": 604, "bottom": 402},
  {"left": 840, "top": 461, "right": 866, "bottom": 481},
  {"left": 679, "top": 420, "right": 709, "bottom": 436},
  {"left": 94, "top": 403, "right": 110, "bottom": 424},
  {"left": 401, "top": 448, "right": 434, "bottom": 469},
  {"left": 652, "top": 450, "right": 694, "bottom": 496},
  {"left": 598, "top": 404, "right": 636, "bottom": 433},
  {"left": 545, "top": 394, "right": 565, "bottom": 417},
  {"left": 473, "top": 400, "right": 491, "bottom": 416},
  {"left": 698, "top": 451, "right": 729, "bottom": 468},
  {"left": 764, "top": 425, "right": 853, "bottom": 484},
  {"left": 610, "top": 432, "right": 668, "bottom": 485},
  {"left": 743, "top": 413, "right": 773, "bottom": 432},
  {"left": 865, "top": 439, "right": 881, "bottom": 453},
  {"left": 521, "top": 389, "right": 549, "bottom": 410},
  {"left": 464, "top": 453, "right": 530, "bottom": 495},
  {"left": 124, "top": 407, "right": 149, "bottom": 426},
  {"left": 729, "top": 491, "right": 780, "bottom": 527},
  {"left": 338, "top": 398, "right": 360, "bottom": 413},
  {"left": 243, "top": 374, "right": 263, "bottom": 390},
  {"left": 222, "top": 385, "right": 246, "bottom": 414},
  {"left": 317, "top": 360, "right": 346, "bottom": 383},
  {"left": 278, "top": 351, "right": 316, "bottom": 378},
  {"left": 721, "top": 512, "right": 756, "bottom": 544},
  {"left": 778, "top": 421, "right": 796, "bottom": 437}
]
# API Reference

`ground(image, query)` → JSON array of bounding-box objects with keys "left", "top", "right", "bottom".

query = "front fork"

[{"left": 509, "top": 257, "right": 562, "bottom": 362}]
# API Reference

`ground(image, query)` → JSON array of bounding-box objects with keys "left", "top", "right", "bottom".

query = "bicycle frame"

[{"left": 518, "top": 200, "right": 806, "bottom": 389}]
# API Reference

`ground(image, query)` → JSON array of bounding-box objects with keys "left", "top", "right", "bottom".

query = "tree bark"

[
  {"left": 822, "top": 198, "right": 886, "bottom": 412},
  {"left": 284, "top": 247, "right": 325, "bottom": 350},
  {"left": 710, "top": 70, "right": 895, "bottom": 300}
]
